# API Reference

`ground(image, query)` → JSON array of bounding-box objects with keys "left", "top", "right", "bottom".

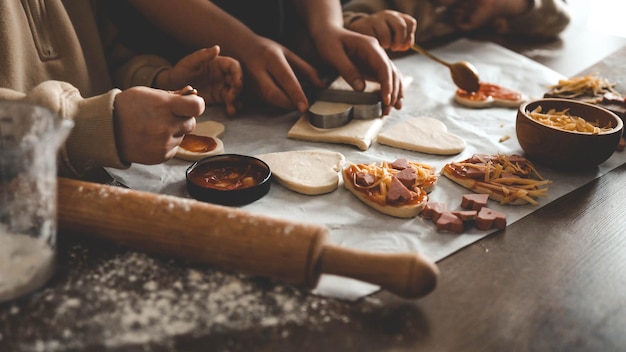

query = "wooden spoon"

[{"left": 411, "top": 44, "right": 481, "bottom": 92}]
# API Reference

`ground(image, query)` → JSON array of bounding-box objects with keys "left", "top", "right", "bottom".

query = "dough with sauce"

[
  {"left": 176, "top": 120, "right": 225, "bottom": 161},
  {"left": 255, "top": 150, "right": 345, "bottom": 195},
  {"left": 377, "top": 117, "right": 466, "bottom": 155},
  {"left": 455, "top": 84, "right": 526, "bottom": 108}
]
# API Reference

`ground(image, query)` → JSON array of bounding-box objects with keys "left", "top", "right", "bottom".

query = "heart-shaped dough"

[
  {"left": 176, "top": 120, "right": 225, "bottom": 161},
  {"left": 377, "top": 117, "right": 466, "bottom": 155},
  {"left": 255, "top": 150, "right": 345, "bottom": 195},
  {"left": 287, "top": 115, "right": 384, "bottom": 151},
  {"left": 455, "top": 82, "right": 526, "bottom": 108}
]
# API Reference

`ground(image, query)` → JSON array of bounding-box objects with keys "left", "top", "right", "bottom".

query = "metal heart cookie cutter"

[{"left": 307, "top": 89, "right": 383, "bottom": 129}]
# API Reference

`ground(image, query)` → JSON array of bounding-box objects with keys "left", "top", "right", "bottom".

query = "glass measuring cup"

[{"left": 0, "top": 101, "right": 73, "bottom": 302}]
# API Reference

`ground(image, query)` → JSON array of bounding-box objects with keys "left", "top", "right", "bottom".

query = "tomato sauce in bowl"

[{"left": 186, "top": 154, "right": 272, "bottom": 205}]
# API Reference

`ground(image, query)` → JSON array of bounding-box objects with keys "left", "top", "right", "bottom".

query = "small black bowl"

[{"left": 186, "top": 154, "right": 271, "bottom": 206}]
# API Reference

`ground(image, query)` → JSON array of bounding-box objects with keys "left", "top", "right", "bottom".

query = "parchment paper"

[{"left": 107, "top": 39, "right": 626, "bottom": 300}]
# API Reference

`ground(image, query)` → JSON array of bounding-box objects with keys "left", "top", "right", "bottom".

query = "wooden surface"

[{"left": 2, "top": 3, "right": 626, "bottom": 352}]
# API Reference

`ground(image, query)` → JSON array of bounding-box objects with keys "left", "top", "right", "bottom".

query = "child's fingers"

[{"left": 181, "top": 46, "right": 221, "bottom": 71}]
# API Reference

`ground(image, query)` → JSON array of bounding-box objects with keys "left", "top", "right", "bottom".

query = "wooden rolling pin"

[{"left": 57, "top": 177, "right": 439, "bottom": 298}]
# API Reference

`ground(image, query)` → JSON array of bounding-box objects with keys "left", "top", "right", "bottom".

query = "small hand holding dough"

[
  {"left": 176, "top": 120, "right": 225, "bottom": 161},
  {"left": 255, "top": 150, "right": 345, "bottom": 195},
  {"left": 377, "top": 117, "right": 466, "bottom": 155}
]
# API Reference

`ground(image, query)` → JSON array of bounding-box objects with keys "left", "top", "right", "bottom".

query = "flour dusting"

[
  {"left": 0, "top": 230, "right": 55, "bottom": 303},
  {"left": 1, "top": 242, "right": 353, "bottom": 351}
]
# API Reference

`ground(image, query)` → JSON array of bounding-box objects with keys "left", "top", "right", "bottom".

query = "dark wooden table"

[{"left": 2, "top": 4, "right": 626, "bottom": 352}]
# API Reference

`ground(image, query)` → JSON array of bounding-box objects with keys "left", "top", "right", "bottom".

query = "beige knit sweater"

[
  {"left": 343, "top": 0, "right": 571, "bottom": 43},
  {"left": 0, "top": 0, "right": 171, "bottom": 177}
]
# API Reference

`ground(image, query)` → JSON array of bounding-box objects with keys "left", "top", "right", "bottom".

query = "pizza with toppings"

[
  {"left": 441, "top": 154, "right": 551, "bottom": 205},
  {"left": 342, "top": 158, "right": 438, "bottom": 218}
]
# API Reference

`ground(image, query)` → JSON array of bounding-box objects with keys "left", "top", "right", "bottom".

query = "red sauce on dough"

[
  {"left": 188, "top": 161, "right": 266, "bottom": 190},
  {"left": 180, "top": 134, "right": 217, "bottom": 153},
  {"left": 443, "top": 163, "right": 469, "bottom": 178},
  {"left": 456, "top": 83, "right": 522, "bottom": 101}
]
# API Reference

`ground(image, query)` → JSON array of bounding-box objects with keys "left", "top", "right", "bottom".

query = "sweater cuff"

[
  {"left": 343, "top": 11, "right": 367, "bottom": 28},
  {"left": 113, "top": 54, "right": 172, "bottom": 89},
  {"left": 65, "top": 88, "right": 130, "bottom": 175}
]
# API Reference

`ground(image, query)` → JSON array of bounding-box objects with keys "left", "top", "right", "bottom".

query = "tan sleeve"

[
  {"left": 97, "top": 6, "right": 171, "bottom": 89},
  {"left": 112, "top": 54, "right": 172, "bottom": 89},
  {"left": 342, "top": 0, "right": 398, "bottom": 28},
  {"left": 1, "top": 81, "right": 129, "bottom": 177},
  {"left": 342, "top": 0, "right": 389, "bottom": 13},
  {"left": 505, "top": 0, "right": 571, "bottom": 39}
]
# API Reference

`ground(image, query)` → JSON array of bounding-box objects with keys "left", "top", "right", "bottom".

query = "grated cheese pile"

[
  {"left": 528, "top": 105, "right": 613, "bottom": 134},
  {"left": 548, "top": 74, "right": 621, "bottom": 103}
]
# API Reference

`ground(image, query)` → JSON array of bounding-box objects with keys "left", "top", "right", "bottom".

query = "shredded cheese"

[
  {"left": 548, "top": 74, "right": 621, "bottom": 103},
  {"left": 528, "top": 105, "right": 612, "bottom": 134}
]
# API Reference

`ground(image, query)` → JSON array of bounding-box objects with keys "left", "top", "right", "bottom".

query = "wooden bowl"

[
  {"left": 516, "top": 98, "right": 623, "bottom": 169},
  {"left": 186, "top": 154, "right": 271, "bottom": 206}
]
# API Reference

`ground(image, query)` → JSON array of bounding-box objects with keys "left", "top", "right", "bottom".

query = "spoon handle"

[{"left": 411, "top": 44, "right": 452, "bottom": 68}]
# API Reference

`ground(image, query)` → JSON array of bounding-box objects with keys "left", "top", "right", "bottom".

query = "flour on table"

[{"left": 3, "top": 246, "right": 354, "bottom": 351}]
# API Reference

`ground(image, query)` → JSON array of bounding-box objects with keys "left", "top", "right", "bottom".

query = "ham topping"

[
  {"left": 390, "top": 158, "right": 410, "bottom": 170},
  {"left": 356, "top": 170, "right": 376, "bottom": 187},
  {"left": 475, "top": 207, "right": 507, "bottom": 230},
  {"left": 395, "top": 167, "right": 417, "bottom": 188},
  {"left": 461, "top": 193, "right": 489, "bottom": 211},
  {"left": 386, "top": 176, "right": 413, "bottom": 203},
  {"left": 422, "top": 202, "right": 447, "bottom": 220}
]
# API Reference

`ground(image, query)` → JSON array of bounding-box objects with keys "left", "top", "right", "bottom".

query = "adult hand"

[
  {"left": 236, "top": 35, "right": 325, "bottom": 112},
  {"left": 126, "top": 0, "right": 324, "bottom": 113},
  {"left": 347, "top": 10, "right": 417, "bottom": 52},
  {"left": 312, "top": 26, "right": 403, "bottom": 115},
  {"left": 154, "top": 46, "right": 243, "bottom": 116},
  {"left": 113, "top": 86, "right": 205, "bottom": 165}
]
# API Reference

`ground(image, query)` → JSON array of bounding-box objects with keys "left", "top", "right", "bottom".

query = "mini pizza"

[
  {"left": 255, "top": 150, "right": 345, "bottom": 195},
  {"left": 442, "top": 154, "right": 551, "bottom": 205},
  {"left": 377, "top": 116, "right": 466, "bottom": 155},
  {"left": 455, "top": 82, "right": 525, "bottom": 108},
  {"left": 176, "top": 120, "right": 225, "bottom": 161},
  {"left": 342, "top": 158, "right": 438, "bottom": 218}
]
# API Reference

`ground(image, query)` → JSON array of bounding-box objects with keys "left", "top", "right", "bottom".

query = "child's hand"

[
  {"left": 453, "top": 0, "right": 532, "bottom": 32},
  {"left": 234, "top": 35, "right": 324, "bottom": 113},
  {"left": 347, "top": 10, "right": 417, "bottom": 52},
  {"left": 155, "top": 46, "right": 244, "bottom": 115},
  {"left": 114, "top": 86, "right": 205, "bottom": 164}
]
